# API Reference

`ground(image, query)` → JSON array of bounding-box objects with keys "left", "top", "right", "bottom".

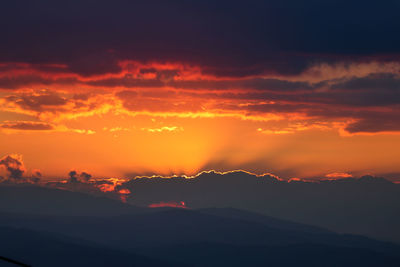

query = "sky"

[{"left": 1, "top": 0, "right": 400, "bottom": 181}]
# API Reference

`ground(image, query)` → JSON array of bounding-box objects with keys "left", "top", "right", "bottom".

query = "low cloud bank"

[{"left": 117, "top": 170, "right": 400, "bottom": 242}]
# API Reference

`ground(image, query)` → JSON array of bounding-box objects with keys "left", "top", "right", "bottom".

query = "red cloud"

[{"left": 148, "top": 201, "right": 187, "bottom": 209}]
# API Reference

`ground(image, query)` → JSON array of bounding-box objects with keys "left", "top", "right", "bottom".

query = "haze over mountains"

[
  {"left": 1, "top": 171, "right": 400, "bottom": 266},
  {"left": 119, "top": 171, "right": 400, "bottom": 243},
  {"left": 2, "top": 170, "right": 400, "bottom": 243}
]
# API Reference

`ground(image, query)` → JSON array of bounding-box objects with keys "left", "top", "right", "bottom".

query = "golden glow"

[
  {"left": 325, "top": 172, "right": 353, "bottom": 178},
  {"left": 1, "top": 61, "right": 400, "bottom": 181}
]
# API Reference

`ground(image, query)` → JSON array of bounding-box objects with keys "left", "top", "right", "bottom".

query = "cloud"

[
  {"left": 117, "top": 170, "right": 282, "bottom": 205},
  {"left": 28, "top": 169, "right": 42, "bottom": 183},
  {"left": 32, "top": 169, "right": 42, "bottom": 178},
  {"left": 0, "top": 74, "right": 77, "bottom": 90},
  {"left": 343, "top": 113, "right": 400, "bottom": 134},
  {"left": 113, "top": 170, "right": 400, "bottom": 242},
  {"left": 1, "top": 90, "right": 117, "bottom": 121},
  {"left": 141, "top": 126, "right": 183, "bottom": 133},
  {"left": 1, "top": 73, "right": 399, "bottom": 134},
  {"left": 0, "top": 154, "right": 43, "bottom": 183},
  {"left": 0, "top": 120, "right": 96, "bottom": 135},
  {"left": 68, "top": 170, "right": 79, "bottom": 183},
  {"left": 325, "top": 172, "right": 353, "bottom": 178},
  {"left": 68, "top": 170, "right": 92, "bottom": 183},
  {"left": 3, "top": 91, "right": 68, "bottom": 113},
  {"left": 0, "top": 57, "right": 399, "bottom": 135},
  {"left": 0, "top": 62, "right": 400, "bottom": 135},
  {"left": 116, "top": 171, "right": 398, "bottom": 210},
  {"left": 0, "top": 1, "right": 400, "bottom": 78},
  {"left": 80, "top": 172, "right": 92, "bottom": 182},
  {"left": 45, "top": 175, "right": 131, "bottom": 203},
  {"left": 12, "top": 92, "right": 68, "bottom": 111},
  {"left": 0, "top": 154, "right": 25, "bottom": 180},
  {"left": 148, "top": 201, "right": 187, "bottom": 209},
  {"left": 0, "top": 121, "right": 54, "bottom": 131}
]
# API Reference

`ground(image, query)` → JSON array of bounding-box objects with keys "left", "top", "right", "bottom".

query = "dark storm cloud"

[
  {"left": 331, "top": 73, "right": 400, "bottom": 92},
  {"left": 86, "top": 75, "right": 164, "bottom": 88},
  {"left": 327, "top": 73, "right": 400, "bottom": 107},
  {"left": 0, "top": 63, "right": 68, "bottom": 73},
  {"left": 166, "top": 78, "right": 315, "bottom": 92},
  {"left": 345, "top": 114, "right": 400, "bottom": 133},
  {"left": 1, "top": 0, "right": 400, "bottom": 77},
  {"left": 0, "top": 75, "right": 77, "bottom": 90},
  {"left": 220, "top": 74, "right": 400, "bottom": 108}
]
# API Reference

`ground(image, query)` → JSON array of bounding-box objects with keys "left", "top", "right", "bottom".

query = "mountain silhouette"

[
  {"left": 0, "top": 185, "right": 143, "bottom": 216},
  {"left": 1, "top": 183, "right": 400, "bottom": 266},
  {"left": 1, "top": 208, "right": 400, "bottom": 266},
  {"left": 119, "top": 171, "right": 400, "bottom": 242},
  {"left": 0, "top": 226, "right": 180, "bottom": 267}
]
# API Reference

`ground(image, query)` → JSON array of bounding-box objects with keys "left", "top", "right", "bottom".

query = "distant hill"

[
  {"left": 197, "top": 207, "right": 329, "bottom": 234},
  {"left": 0, "top": 185, "right": 143, "bottom": 216}
]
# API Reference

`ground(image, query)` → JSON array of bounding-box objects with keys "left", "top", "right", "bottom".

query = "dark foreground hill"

[
  {"left": 0, "top": 227, "right": 178, "bottom": 267},
  {"left": 1, "top": 184, "right": 400, "bottom": 266},
  {"left": 1, "top": 209, "right": 400, "bottom": 266},
  {"left": 137, "top": 243, "right": 400, "bottom": 267}
]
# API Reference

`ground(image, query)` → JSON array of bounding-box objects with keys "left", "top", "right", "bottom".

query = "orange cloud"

[
  {"left": 118, "top": 188, "right": 131, "bottom": 203},
  {"left": 0, "top": 121, "right": 54, "bottom": 131},
  {"left": 325, "top": 172, "right": 353, "bottom": 178},
  {"left": 142, "top": 126, "right": 183, "bottom": 133},
  {"left": 1, "top": 60, "right": 400, "bottom": 180},
  {"left": 2, "top": 61, "right": 400, "bottom": 136},
  {"left": 0, "top": 154, "right": 25, "bottom": 180}
]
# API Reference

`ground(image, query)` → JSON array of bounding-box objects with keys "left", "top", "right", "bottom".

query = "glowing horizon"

[{"left": 1, "top": 60, "right": 400, "bottom": 182}]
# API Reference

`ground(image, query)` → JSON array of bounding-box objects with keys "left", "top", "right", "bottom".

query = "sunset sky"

[{"left": 1, "top": 0, "right": 400, "bottom": 181}]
